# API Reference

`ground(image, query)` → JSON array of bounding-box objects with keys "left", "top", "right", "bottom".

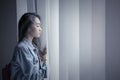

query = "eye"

[
  {"left": 36, "top": 25, "right": 40, "bottom": 27},
  {"left": 37, "top": 26, "right": 39, "bottom": 27}
]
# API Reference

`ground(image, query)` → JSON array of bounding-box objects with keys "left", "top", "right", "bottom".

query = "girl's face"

[{"left": 28, "top": 17, "right": 42, "bottom": 38}]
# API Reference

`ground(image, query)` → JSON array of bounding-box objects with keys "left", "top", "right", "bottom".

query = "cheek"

[
  {"left": 32, "top": 28, "right": 40, "bottom": 37},
  {"left": 31, "top": 29, "right": 36, "bottom": 35},
  {"left": 28, "top": 27, "right": 36, "bottom": 36}
]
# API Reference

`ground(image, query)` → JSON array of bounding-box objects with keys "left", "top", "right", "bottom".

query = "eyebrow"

[{"left": 34, "top": 22, "right": 41, "bottom": 25}]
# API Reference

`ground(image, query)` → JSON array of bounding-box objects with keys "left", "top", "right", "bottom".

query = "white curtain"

[{"left": 16, "top": 0, "right": 105, "bottom": 80}]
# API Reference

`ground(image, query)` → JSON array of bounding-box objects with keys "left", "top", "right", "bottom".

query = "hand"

[
  {"left": 39, "top": 47, "right": 47, "bottom": 63},
  {"left": 43, "top": 47, "right": 47, "bottom": 55},
  {"left": 40, "top": 54, "right": 47, "bottom": 63}
]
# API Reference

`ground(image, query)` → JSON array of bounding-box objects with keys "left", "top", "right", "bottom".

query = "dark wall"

[
  {"left": 106, "top": 0, "right": 120, "bottom": 80},
  {"left": 0, "top": 0, "right": 17, "bottom": 79}
]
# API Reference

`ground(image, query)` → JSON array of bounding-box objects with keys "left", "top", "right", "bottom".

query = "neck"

[{"left": 25, "top": 35, "right": 33, "bottom": 43}]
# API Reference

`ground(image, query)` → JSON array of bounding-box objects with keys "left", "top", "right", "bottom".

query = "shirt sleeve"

[
  {"left": 39, "top": 56, "right": 47, "bottom": 78},
  {"left": 11, "top": 46, "right": 46, "bottom": 80}
]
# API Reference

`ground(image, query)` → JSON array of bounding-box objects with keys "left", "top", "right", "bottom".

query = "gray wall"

[
  {"left": 0, "top": 0, "right": 17, "bottom": 79},
  {"left": 106, "top": 0, "right": 120, "bottom": 80}
]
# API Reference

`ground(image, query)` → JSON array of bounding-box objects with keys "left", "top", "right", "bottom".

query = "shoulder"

[
  {"left": 18, "top": 41, "right": 27, "bottom": 48},
  {"left": 14, "top": 41, "right": 29, "bottom": 53}
]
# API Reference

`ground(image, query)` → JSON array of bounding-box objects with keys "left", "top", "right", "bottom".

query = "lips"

[{"left": 39, "top": 32, "right": 41, "bottom": 34}]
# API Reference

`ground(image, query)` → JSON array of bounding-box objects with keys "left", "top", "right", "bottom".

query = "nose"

[{"left": 39, "top": 27, "right": 42, "bottom": 31}]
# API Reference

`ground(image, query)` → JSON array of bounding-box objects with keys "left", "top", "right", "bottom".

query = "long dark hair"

[{"left": 18, "top": 12, "right": 41, "bottom": 48}]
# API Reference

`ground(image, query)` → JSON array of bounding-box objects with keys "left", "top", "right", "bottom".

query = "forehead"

[{"left": 34, "top": 17, "right": 41, "bottom": 24}]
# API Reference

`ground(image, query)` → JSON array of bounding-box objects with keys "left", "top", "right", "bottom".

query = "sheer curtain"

[{"left": 16, "top": 0, "right": 105, "bottom": 80}]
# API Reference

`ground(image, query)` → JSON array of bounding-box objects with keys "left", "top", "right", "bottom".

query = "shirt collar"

[{"left": 22, "top": 37, "right": 35, "bottom": 50}]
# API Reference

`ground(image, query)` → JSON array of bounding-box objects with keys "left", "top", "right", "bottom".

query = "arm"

[{"left": 39, "top": 47, "right": 47, "bottom": 78}]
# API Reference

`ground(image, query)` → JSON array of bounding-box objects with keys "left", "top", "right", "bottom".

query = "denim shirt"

[{"left": 10, "top": 37, "right": 47, "bottom": 80}]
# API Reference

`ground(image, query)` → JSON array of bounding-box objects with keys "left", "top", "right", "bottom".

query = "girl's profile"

[{"left": 10, "top": 12, "right": 47, "bottom": 80}]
